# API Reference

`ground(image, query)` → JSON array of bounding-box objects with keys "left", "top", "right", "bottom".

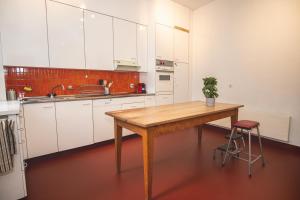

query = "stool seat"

[{"left": 233, "top": 120, "right": 259, "bottom": 130}]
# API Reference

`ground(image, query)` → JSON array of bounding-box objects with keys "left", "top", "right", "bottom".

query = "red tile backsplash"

[{"left": 4, "top": 66, "right": 140, "bottom": 97}]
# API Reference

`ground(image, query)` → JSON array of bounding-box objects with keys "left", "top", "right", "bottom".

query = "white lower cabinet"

[
  {"left": 145, "top": 96, "right": 156, "bottom": 107},
  {"left": 122, "top": 102, "right": 145, "bottom": 136},
  {"left": 55, "top": 100, "right": 94, "bottom": 151},
  {"left": 93, "top": 99, "right": 122, "bottom": 143},
  {"left": 22, "top": 95, "right": 157, "bottom": 157},
  {"left": 156, "top": 94, "right": 174, "bottom": 106},
  {"left": 23, "top": 103, "right": 58, "bottom": 158}
]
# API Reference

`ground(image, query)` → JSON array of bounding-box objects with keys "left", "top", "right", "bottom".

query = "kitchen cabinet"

[
  {"left": 137, "top": 24, "right": 148, "bottom": 72},
  {"left": 23, "top": 103, "right": 58, "bottom": 158},
  {"left": 0, "top": 0, "right": 49, "bottom": 67},
  {"left": 113, "top": 18, "right": 137, "bottom": 65},
  {"left": 47, "top": 0, "right": 85, "bottom": 69},
  {"left": 156, "top": 94, "right": 174, "bottom": 106},
  {"left": 84, "top": 10, "right": 114, "bottom": 71},
  {"left": 145, "top": 96, "right": 156, "bottom": 107},
  {"left": 156, "top": 24, "right": 174, "bottom": 61},
  {"left": 174, "top": 29, "right": 189, "bottom": 63},
  {"left": 174, "top": 62, "right": 189, "bottom": 103},
  {"left": 173, "top": 3, "right": 190, "bottom": 30},
  {"left": 56, "top": 100, "right": 93, "bottom": 151},
  {"left": 93, "top": 99, "right": 122, "bottom": 143},
  {"left": 122, "top": 102, "right": 145, "bottom": 136}
]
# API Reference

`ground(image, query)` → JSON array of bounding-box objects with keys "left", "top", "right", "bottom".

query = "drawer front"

[
  {"left": 93, "top": 99, "right": 112, "bottom": 107},
  {"left": 113, "top": 96, "right": 145, "bottom": 104},
  {"left": 122, "top": 102, "right": 145, "bottom": 110}
]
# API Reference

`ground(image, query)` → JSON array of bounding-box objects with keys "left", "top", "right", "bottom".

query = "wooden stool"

[{"left": 222, "top": 120, "right": 266, "bottom": 176}]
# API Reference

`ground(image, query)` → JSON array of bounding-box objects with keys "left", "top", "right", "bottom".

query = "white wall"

[
  {"left": 0, "top": 33, "right": 6, "bottom": 100},
  {"left": 191, "top": 0, "right": 300, "bottom": 146}
]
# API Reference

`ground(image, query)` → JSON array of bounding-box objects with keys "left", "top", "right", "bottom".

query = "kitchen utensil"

[
  {"left": 108, "top": 81, "right": 113, "bottom": 88},
  {"left": 7, "top": 89, "right": 17, "bottom": 101}
]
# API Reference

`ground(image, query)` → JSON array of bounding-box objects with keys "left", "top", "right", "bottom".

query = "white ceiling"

[{"left": 172, "top": 0, "right": 215, "bottom": 10}]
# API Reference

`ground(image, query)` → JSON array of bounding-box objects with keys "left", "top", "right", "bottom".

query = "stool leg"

[
  {"left": 241, "top": 129, "right": 246, "bottom": 148},
  {"left": 222, "top": 127, "right": 236, "bottom": 166},
  {"left": 248, "top": 130, "right": 252, "bottom": 177},
  {"left": 257, "top": 126, "right": 266, "bottom": 167}
]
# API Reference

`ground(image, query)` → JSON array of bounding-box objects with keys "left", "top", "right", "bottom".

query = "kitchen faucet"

[{"left": 47, "top": 84, "right": 65, "bottom": 98}]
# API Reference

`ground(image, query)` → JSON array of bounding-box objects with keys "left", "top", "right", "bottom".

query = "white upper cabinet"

[
  {"left": 0, "top": 0, "right": 49, "bottom": 67},
  {"left": 137, "top": 24, "right": 148, "bottom": 72},
  {"left": 173, "top": 3, "right": 190, "bottom": 30},
  {"left": 156, "top": 24, "right": 173, "bottom": 61},
  {"left": 84, "top": 11, "right": 114, "bottom": 70},
  {"left": 113, "top": 18, "right": 137, "bottom": 64},
  {"left": 174, "top": 29, "right": 189, "bottom": 63},
  {"left": 55, "top": 100, "right": 94, "bottom": 151},
  {"left": 47, "top": 1, "right": 85, "bottom": 69}
]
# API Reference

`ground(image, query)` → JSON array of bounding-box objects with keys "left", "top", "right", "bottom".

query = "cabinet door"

[
  {"left": 113, "top": 18, "right": 137, "bottom": 64},
  {"left": 174, "top": 29, "right": 189, "bottom": 63},
  {"left": 145, "top": 96, "right": 156, "bottom": 107},
  {"left": 47, "top": 1, "right": 85, "bottom": 69},
  {"left": 156, "top": 24, "right": 173, "bottom": 61},
  {"left": 156, "top": 95, "right": 174, "bottom": 106},
  {"left": 137, "top": 24, "right": 148, "bottom": 72},
  {"left": 93, "top": 99, "right": 122, "bottom": 143},
  {"left": 174, "top": 63, "right": 189, "bottom": 103},
  {"left": 23, "top": 103, "right": 58, "bottom": 158},
  {"left": 84, "top": 11, "right": 114, "bottom": 70},
  {"left": 56, "top": 100, "right": 93, "bottom": 151},
  {"left": 122, "top": 102, "right": 145, "bottom": 136},
  {"left": 0, "top": 0, "right": 49, "bottom": 67}
]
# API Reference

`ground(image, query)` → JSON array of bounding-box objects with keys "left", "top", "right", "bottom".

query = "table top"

[{"left": 106, "top": 101, "right": 243, "bottom": 128}]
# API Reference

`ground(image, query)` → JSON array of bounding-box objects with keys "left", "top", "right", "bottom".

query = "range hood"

[{"left": 114, "top": 60, "right": 140, "bottom": 72}]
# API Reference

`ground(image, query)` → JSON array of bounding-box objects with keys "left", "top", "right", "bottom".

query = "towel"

[{"left": 0, "top": 119, "right": 16, "bottom": 175}]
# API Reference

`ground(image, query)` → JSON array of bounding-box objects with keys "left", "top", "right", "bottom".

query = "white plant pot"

[{"left": 206, "top": 98, "right": 215, "bottom": 107}]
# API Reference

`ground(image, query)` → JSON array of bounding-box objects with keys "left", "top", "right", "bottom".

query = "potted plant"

[{"left": 202, "top": 77, "right": 219, "bottom": 106}]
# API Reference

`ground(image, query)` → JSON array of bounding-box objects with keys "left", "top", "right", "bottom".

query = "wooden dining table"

[{"left": 106, "top": 101, "right": 243, "bottom": 200}]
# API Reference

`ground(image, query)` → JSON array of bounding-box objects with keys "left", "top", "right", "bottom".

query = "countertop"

[
  {"left": 0, "top": 101, "right": 20, "bottom": 116},
  {"left": 21, "top": 93, "right": 155, "bottom": 104}
]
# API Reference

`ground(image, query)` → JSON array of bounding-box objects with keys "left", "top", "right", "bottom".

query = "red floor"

[{"left": 24, "top": 126, "right": 300, "bottom": 200}]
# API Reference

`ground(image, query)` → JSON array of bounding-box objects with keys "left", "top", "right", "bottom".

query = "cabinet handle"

[
  {"left": 82, "top": 103, "right": 91, "bottom": 106},
  {"left": 43, "top": 106, "right": 53, "bottom": 109},
  {"left": 131, "top": 58, "right": 136, "bottom": 60}
]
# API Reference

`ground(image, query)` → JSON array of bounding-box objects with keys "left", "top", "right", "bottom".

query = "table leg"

[
  {"left": 197, "top": 126, "right": 203, "bottom": 146},
  {"left": 142, "top": 132, "right": 153, "bottom": 200},
  {"left": 231, "top": 109, "right": 239, "bottom": 128},
  {"left": 114, "top": 119, "right": 122, "bottom": 173}
]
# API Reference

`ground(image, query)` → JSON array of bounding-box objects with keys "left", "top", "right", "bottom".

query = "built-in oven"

[
  {"left": 156, "top": 71, "right": 174, "bottom": 94},
  {"left": 155, "top": 59, "right": 174, "bottom": 95}
]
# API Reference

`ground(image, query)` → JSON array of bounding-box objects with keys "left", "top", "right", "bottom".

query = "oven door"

[{"left": 156, "top": 72, "right": 174, "bottom": 93}]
